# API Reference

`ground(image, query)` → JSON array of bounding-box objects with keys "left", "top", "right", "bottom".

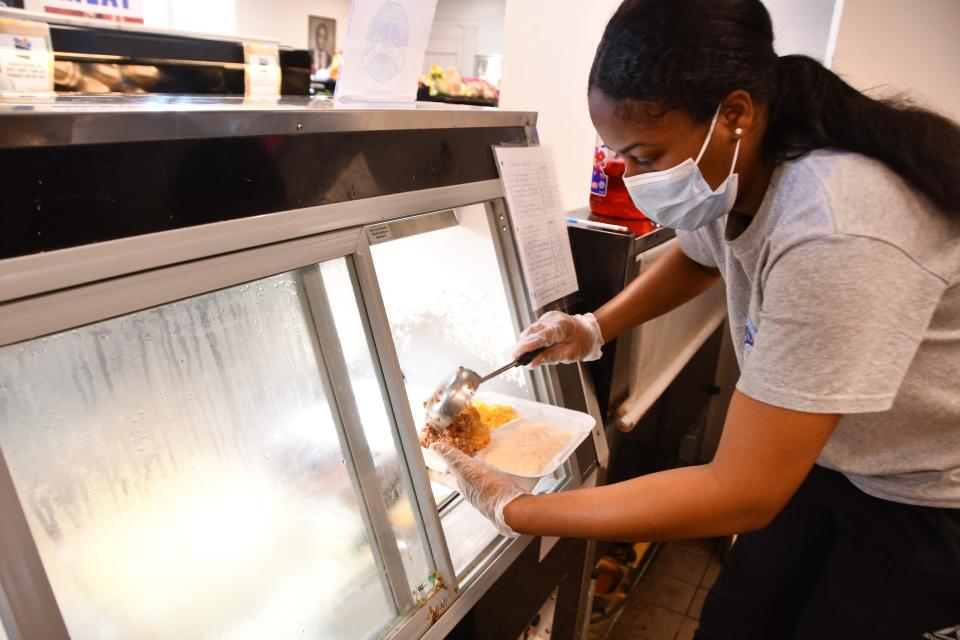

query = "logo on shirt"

[{"left": 743, "top": 316, "right": 757, "bottom": 359}]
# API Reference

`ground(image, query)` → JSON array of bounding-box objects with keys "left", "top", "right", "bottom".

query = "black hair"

[{"left": 588, "top": 0, "right": 960, "bottom": 217}]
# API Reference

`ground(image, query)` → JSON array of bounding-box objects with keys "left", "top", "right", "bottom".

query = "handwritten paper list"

[{"left": 493, "top": 145, "right": 579, "bottom": 310}]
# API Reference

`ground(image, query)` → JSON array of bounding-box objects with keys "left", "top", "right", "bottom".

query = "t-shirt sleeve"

[
  {"left": 676, "top": 229, "right": 718, "bottom": 268},
  {"left": 737, "top": 234, "right": 947, "bottom": 414}
]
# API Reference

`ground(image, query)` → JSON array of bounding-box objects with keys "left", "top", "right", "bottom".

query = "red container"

[{"left": 589, "top": 139, "right": 647, "bottom": 220}]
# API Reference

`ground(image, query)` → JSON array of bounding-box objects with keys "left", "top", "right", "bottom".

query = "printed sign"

[
  {"left": 335, "top": 0, "right": 438, "bottom": 103},
  {"left": 23, "top": 0, "right": 145, "bottom": 24},
  {"left": 0, "top": 18, "right": 54, "bottom": 94},
  {"left": 243, "top": 42, "right": 281, "bottom": 98}
]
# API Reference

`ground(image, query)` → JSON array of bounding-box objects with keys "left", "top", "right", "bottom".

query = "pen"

[{"left": 565, "top": 217, "right": 630, "bottom": 233}]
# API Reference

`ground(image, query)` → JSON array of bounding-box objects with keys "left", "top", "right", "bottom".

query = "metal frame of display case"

[{"left": 0, "top": 98, "right": 601, "bottom": 640}]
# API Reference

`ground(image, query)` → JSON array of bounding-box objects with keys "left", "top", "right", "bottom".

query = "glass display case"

[
  {"left": 367, "top": 204, "right": 569, "bottom": 580},
  {"left": 0, "top": 260, "right": 429, "bottom": 639},
  {"left": 0, "top": 96, "right": 599, "bottom": 640}
]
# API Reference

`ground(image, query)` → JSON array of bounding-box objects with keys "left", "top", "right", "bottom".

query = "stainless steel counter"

[{"left": 0, "top": 94, "right": 537, "bottom": 148}]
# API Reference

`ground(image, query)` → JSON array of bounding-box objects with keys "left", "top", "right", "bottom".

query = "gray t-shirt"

[{"left": 677, "top": 149, "right": 960, "bottom": 508}]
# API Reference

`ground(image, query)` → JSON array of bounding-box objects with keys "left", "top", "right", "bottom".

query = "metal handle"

[
  {"left": 478, "top": 346, "right": 550, "bottom": 384},
  {"left": 514, "top": 345, "right": 549, "bottom": 367}
]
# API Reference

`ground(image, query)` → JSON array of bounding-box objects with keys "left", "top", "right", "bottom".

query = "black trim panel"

[
  {"left": 53, "top": 23, "right": 244, "bottom": 64},
  {"left": 0, "top": 126, "right": 524, "bottom": 259},
  {"left": 447, "top": 538, "right": 587, "bottom": 640}
]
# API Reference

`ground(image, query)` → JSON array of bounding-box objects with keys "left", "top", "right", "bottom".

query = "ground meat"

[{"left": 420, "top": 404, "right": 490, "bottom": 456}]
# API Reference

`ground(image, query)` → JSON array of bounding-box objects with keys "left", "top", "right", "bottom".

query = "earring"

[{"left": 734, "top": 127, "right": 743, "bottom": 137}]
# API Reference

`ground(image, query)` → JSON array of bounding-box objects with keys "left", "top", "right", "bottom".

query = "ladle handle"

[
  {"left": 514, "top": 345, "right": 549, "bottom": 367},
  {"left": 479, "top": 347, "right": 551, "bottom": 384}
]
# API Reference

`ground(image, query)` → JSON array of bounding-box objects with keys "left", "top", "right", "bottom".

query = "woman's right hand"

[{"left": 510, "top": 311, "right": 604, "bottom": 367}]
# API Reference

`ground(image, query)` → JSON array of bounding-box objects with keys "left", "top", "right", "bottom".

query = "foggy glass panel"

[
  {"left": 370, "top": 203, "right": 532, "bottom": 574},
  {"left": 370, "top": 203, "right": 534, "bottom": 429},
  {"left": 0, "top": 269, "right": 394, "bottom": 639},
  {"left": 318, "top": 259, "right": 434, "bottom": 603},
  {"left": 443, "top": 500, "right": 501, "bottom": 578}
]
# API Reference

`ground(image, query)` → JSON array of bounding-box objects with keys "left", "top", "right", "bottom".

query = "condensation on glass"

[
  {"left": 442, "top": 495, "right": 502, "bottom": 577},
  {"left": 318, "top": 259, "right": 434, "bottom": 602},
  {"left": 370, "top": 202, "right": 535, "bottom": 576},
  {"left": 371, "top": 203, "right": 535, "bottom": 422},
  {"left": 0, "top": 259, "right": 431, "bottom": 639}
]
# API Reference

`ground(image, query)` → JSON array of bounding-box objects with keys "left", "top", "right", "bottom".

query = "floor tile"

[
  {"left": 667, "top": 539, "right": 716, "bottom": 559},
  {"left": 674, "top": 617, "right": 699, "bottom": 640},
  {"left": 686, "top": 587, "right": 708, "bottom": 619},
  {"left": 634, "top": 572, "right": 697, "bottom": 615},
  {"left": 611, "top": 603, "right": 684, "bottom": 640},
  {"left": 589, "top": 615, "right": 617, "bottom": 639},
  {"left": 701, "top": 561, "right": 722, "bottom": 589},
  {"left": 591, "top": 539, "right": 725, "bottom": 640},
  {"left": 651, "top": 546, "right": 709, "bottom": 586}
]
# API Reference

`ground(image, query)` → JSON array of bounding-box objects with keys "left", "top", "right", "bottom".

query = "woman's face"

[{"left": 588, "top": 89, "right": 739, "bottom": 192}]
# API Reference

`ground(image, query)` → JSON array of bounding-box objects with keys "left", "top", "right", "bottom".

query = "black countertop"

[{"left": 567, "top": 207, "right": 675, "bottom": 254}]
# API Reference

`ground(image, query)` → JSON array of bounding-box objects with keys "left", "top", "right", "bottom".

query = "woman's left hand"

[{"left": 430, "top": 443, "right": 527, "bottom": 537}]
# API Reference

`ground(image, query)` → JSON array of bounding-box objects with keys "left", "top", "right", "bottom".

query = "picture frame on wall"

[{"left": 308, "top": 16, "right": 336, "bottom": 74}]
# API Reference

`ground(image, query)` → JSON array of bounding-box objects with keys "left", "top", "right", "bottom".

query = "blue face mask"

[{"left": 623, "top": 105, "right": 741, "bottom": 231}]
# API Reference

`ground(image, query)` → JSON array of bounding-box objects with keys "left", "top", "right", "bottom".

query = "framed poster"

[{"left": 308, "top": 16, "right": 336, "bottom": 74}]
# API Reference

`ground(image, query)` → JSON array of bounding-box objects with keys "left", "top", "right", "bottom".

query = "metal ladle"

[{"left": 425, "top": 347, "right": 548, "bottom": 431}]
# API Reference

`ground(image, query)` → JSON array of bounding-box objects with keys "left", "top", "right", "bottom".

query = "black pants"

[{"left": 695, "top": 465, "right": 960, "bottom": 640}]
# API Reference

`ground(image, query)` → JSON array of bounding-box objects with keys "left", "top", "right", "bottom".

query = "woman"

[{"left": 432, "top": 0, "right": 960, "bottom": 637}]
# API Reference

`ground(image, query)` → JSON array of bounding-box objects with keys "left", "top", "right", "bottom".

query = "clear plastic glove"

[
  {"left": 510, "top": 311, "right": 604, "bottom": 367},
  {"left": 429, "top": 442, "right": 526, "bottom": 538}
]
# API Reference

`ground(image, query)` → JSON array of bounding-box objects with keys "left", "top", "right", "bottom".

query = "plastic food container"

[{"left": 422, "top": 391, "right": 596, "bottom": 491}]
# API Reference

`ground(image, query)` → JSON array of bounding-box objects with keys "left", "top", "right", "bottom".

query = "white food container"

[{"left": 422, "top": 391, "right": 596, "bottom": 492}]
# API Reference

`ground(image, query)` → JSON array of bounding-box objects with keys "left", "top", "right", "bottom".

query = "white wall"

[
  {"left": 234, "top": 0, "right": 352, "bottom": 49},
  {"left": 500, "top": 0, "right": 621, "bottom": 212},
  {"left": 142, "top": 0, "right": 237, "bottom": 34},
  {"left": 499, "top": 0, "right": 842, "bottom": 213},
  {"left": 143, "top": 0, "right": 351, "bottom": 46},
  {"left": 425, "top": 0, "right": 505, "bottom": 77},
  {"left": 762, "top": 0, "right": 841, "bottom": 62},
  {"left": 831, "top": 0, "right": 960, "bottom": 123}
]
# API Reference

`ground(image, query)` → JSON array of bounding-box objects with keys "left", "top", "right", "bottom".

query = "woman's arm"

[
  {"left": 594, "top": 243, "right": 721, "bottom": 342},
  {"left": 511, "top": 244, "right": 720, "bottom": 367},
  {"left": 502, "top": 391, "right": 839, "bottom": 541}
]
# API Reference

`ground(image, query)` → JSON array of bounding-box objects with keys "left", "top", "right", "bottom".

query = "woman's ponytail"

[
  {"left": 590, "top": 0, "right": 960, "bottom": 217},
  {"left": 767, "top": 55, "right": 960, "bottom": 215}
]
